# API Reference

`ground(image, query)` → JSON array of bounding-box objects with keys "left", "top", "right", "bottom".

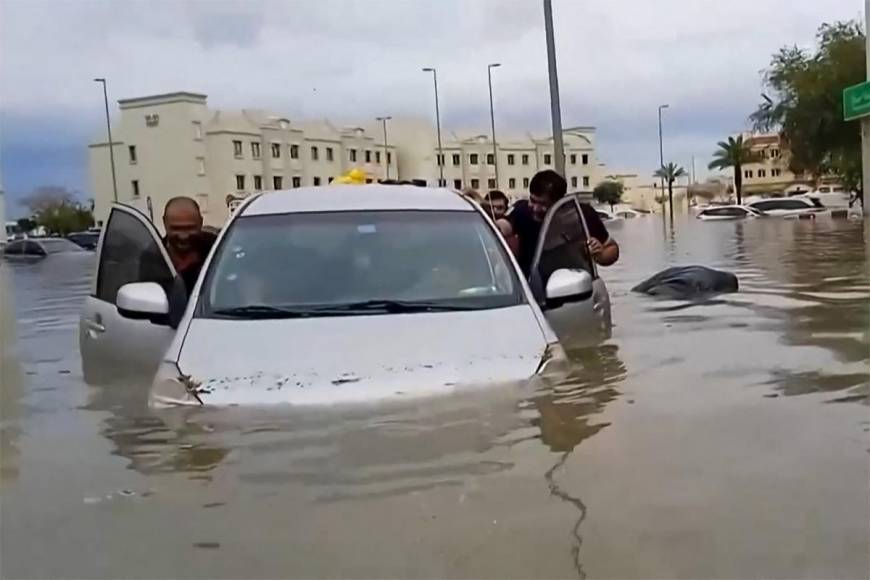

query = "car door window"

[
  {"left": 529, "top": 196, "right": 594, "bottom": 293},
  {"left": 23, "top": 241, "right": 46, "bottom": 256},
  {"left": 96, "top": 208, "right": 174, "bottom": 304},
  {"left": 4, "top": 241, "right": 23, "bottom": 255}
]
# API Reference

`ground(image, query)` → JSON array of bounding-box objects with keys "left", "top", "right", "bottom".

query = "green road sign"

[{"left": 843, "top": 81, "right": 870, "bottom": 121}]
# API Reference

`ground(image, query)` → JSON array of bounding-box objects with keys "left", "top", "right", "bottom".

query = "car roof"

[{"left": 242, "top": 185, "right": 476, "bottom": 216}]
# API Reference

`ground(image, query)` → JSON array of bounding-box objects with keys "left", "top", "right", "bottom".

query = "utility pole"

[
  {"left": 657, "top": 104, "right": 669, "bottom": 218},
  {"left": 422, "top": 68, "right": 444, "bottom": 185},
  {"left": 376, "top": 116, "right": 392, "bottom": 180},
  {"left": 543, "top": 0, "right": 565, "bottom": 177},
  {"left": 487, "top": 63, "right": 501, "bottom": 189},
  {"left": 94, "top": 78, "right": 118, "bottom": 202}
]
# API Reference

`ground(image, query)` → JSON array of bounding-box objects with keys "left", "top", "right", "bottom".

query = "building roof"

[
  {"left": 118, "top": 91, "right": 207, "bottom": 109},
  {"left": 243, "top": 185, "right": 474, "bottom": 215}
]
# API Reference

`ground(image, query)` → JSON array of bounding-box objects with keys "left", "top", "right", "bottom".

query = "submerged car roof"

[{"left": 243, "top": 185, "right": 476, "bottom": 216}]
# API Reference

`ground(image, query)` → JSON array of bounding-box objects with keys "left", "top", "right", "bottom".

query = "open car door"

[
  {"left": 529, "top": 194, "right": 612, "bottom": 345},
  {"left": 79, "top": 204, "right": 177, "bottom": 384}
]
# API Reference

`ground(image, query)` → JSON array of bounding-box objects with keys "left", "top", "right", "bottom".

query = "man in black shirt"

[
  {"left": 502, "top": 170, "right": 619, "bottom": 275},
  {"left": 162, "top": 196, "right": 217, "bottom": 295}
]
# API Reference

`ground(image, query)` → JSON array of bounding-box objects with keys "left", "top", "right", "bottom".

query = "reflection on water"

[{"left": 1, "top": 219, "right": 868, "bottom": 579}]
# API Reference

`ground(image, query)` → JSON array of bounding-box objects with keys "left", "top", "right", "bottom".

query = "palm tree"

[
  {"left": 654, "top": 162, "right": 687, "bottom": 221},
  {"left": 707, "top": 135, "right": 757, "bottom": 205}
]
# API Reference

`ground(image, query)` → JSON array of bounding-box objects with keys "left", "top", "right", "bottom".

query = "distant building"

[
  {"left": 739, "top": 132, "right": 844, "bottom": 195},
  {"left": 597, "top": 168, "right": 689, "bottom": 213},
  {"left": 88, "top": 91, "right": 601, "bottom": 226}
]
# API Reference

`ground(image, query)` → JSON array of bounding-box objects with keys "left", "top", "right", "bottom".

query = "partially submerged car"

[
  {"left": 696, "top": 205, "right": 764, "bottom": 221},
  {"left": 746, "top": 197, "right": 826, "bottom": 217},
  {"left": 80, "top": 185, "right": 611, "bottom": 406},
  {"left": 3, "top": 237, "right": 86, "bottom": 260}
]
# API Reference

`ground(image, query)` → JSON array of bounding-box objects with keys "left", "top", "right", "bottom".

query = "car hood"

[{"left": 158, "top": 305, "right": 548, "bottom": 406}]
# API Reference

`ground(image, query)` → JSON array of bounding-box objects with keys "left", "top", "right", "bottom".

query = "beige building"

[
  {"left": 598, "top": 168, "right": 689, "bottom": 214},
  {"left": 739, "top": 132, "right": 843, "bottom": 195},
  {"left": 89, "top": 92, "right": 397, "bottom": 227},
  {"left": 89, "top": 92, "right": 601, "bottom": 226}
]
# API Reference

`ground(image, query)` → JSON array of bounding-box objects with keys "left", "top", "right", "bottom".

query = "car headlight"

[{"left": 149, "top": 361, "right": 203, "bottom": 408}]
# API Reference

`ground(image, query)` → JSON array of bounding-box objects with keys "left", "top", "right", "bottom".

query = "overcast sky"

[{"left": 0, "top": 0, "right": 861, "bottom": 211}]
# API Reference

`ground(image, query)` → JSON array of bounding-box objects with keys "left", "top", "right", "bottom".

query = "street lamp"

[
  {"left": 657, "top": 104, "right": 669, "bottom": 171},
  {"left": 487, "top": 63, "right": 501, "bottom": 190},
  {"left": 375, "top": 116, "right": 392, "bottom": 180},
  {"left": 422, "top": 67, "right": 444, "bottom": 185},
  {"left": 94, "top": 78, "right": 118, "bottom": 202},
  {"left": 543, "top": 0, "right": 565, "bottom": 177}
]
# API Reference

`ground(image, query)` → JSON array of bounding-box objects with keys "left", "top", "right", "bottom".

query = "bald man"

[{"left": 162, "top": 196, "right": 216, "bottom": 295}]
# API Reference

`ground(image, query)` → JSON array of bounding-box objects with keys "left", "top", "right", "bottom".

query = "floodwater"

[{"left": 1, "top": 217, "right": 868, "bottom": 579}]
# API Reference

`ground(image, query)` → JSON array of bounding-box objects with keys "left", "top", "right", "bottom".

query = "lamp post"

[
  {"left": 375, "top": 116, "right": 392, "bottom": 180},
  {"left": 422, "top": 67, "right": 444, "bottom": 185},
  {"left": 543, "top": 0, "right": 565, "bottom": 177},
  {"left": 487, "top": 63, "right": 501, "bottom": 189},
  {"left": 657, "top": 103, "right": 669, "bottom": 216},
  {"left": 94, "top": 78, "right": 118, "bottom": 202}
]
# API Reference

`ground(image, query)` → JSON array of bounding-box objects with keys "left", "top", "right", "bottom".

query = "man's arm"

[{"left": 581, "top": 205, "right": 619, "bottom": 266}]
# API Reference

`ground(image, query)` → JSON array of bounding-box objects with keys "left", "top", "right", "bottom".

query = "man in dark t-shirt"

[
  {"left": 501, "top": 170, "right": 619, "bottom": 275},
  {"left": 162, "top": 196, "right": 217, "bottom": 295}
]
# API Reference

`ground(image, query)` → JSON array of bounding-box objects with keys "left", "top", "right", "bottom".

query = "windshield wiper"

[
  {"left": 313, "top": 299, "right": 482, "bottom": 314},
  {"left": 211, "top": 305, "right": 322, "bottom": 319}
]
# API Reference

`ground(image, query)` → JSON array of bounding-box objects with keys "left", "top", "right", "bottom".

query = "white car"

[
  {"left": 3, "top": 237, "right": 86, "bottom": 260},
  {"left": 747, "top": 197, "right": 826, "bottom": 217},
  {"left": 612, "top": 208, "right": 650, "bottom": 220},
  {"left": 696, "top": 205, "right": 764, "bottom": 221},
  {"left": 593, "top": 209, "right": 623, "bottom": 223},
  {"left": 80, "top": 186, "right": 612, "bottom": 406}
]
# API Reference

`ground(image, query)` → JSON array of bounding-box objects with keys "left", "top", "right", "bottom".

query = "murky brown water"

[{"left": 1, "top": 217, "right": 868, "bottom": 579}]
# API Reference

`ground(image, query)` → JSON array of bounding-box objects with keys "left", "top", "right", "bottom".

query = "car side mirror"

[
  {"left": 545, "top": 268, "right": 593, "bottom": 307},
  {"left": 117, "top": 282, "right": 170, "bottom": 325}
]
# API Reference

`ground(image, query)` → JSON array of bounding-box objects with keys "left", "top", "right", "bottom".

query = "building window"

[
  {"left": 544, "top": 154, "right": 552, "bottom": 165},
  {"left": 487, "top": 153, "right": 494, "bottom": 165},
  {"left": 271, "top": 143, "right": 281, "bottom": 159},
  {"left": 376, "top": 151, "right": 381, "bottom": 164},
  {"left": 508, "top": 177, "right": 516, "bottom": 189},
  {"left": 571, "top": 176, "right": 578, "bottom": 188},
  {"left": 454, "top": 179, "right": 462, "bottom": 189},
  {"left": 582, "top": 176, "right": 590, "bottom": 187},
  {"left": 326, "top": 147, "right": 334, "bottom": 162},
  {"left": 488, "top": 178, "right": 496, "bottom": 189},
  {"left": 367, "top": 178, "right": 375, "bottom": 184},
  {"left": 251, "top": 141, "right": 261, "bottom": 159},
  {"left": 470, "top": 153, "right": 479, "bottom": 165},
  {"left": 273, "top": 175, "right": 283, "bottom": 189},
  {"left": 759, "top": 150, "right": 767, "bottom": 159},
  {"left": 197, "top": 157, "right": 205, "bottom": 176},
  {"left": 313, "top": 177, "right": 321, "bottom": 186},
  {"left": 349, "top": 148, "right": 358, "bottom": 162},
  {"left": 235, "top": 174, "right": 245, "bottom": 190},
  {"left": 290, "top": 144, "right": 299, "bottom": 159},
  {"left": 233, "top": 140, "right": 243, "bottom": 158},
  {"left": 772, "top": 149, "right": 780, "bottom": 158},
  {"left": 522, "top": 154, "right": 529, "bottom": 165},
  {"left": 470, "top": 178, "right": 480, "bottom": 189},
  {"left": 311, "top": 146, "right": 319, "bottom": 161},
  {"left": 328, "top": 176, "right": 335, "bottom": 183},
  {"left": 507, "top": 154, "right": 515, "bottom": 165},
  {"left": 193, "top": 121, "right": 203, "bottom": 140},
  {"left": 131, "top": 180, "right": 140, "bottom": 198},
  {"left": 452, "top": 153, "right": 461, "bottom": 166},
  {"left": 292, "top": 176, "right": 301, "bottom": 188},
  {"left": 387, "top": 152, "right": 392, "bottom": 165},
  {"left": 523, "top": 177, "right": 530, "bottom": 188},
  {"left": 365, "top": 150, "right": 372, "bottom": 163},
  {"left": 758, "top": 169, "right": 766, "bottom": 178},
  {"left": 772, "top": 168, "right": 782, "bottom": 177},
  {"left": 744, "top": 169, "right": 753, "bottom": 179},
  {"left": 436, "top": 153, "right": 444, "bottom": 166},
  {"left": 582, "top": 154, "right": 589, "bottom": 165},
  {"left": 128, "top": 145, "right": 137, "bottom": 164},
  {"left": 254, "top": 175, "right": 263, "bottom": 190}
]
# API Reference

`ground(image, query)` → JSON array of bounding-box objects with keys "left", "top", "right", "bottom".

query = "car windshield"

[
  {"left": 200, "top": 210, "right": 524, "bottom": 318},
  {"left": 40, "top": 238, "right": 85, "bottom": 253}
]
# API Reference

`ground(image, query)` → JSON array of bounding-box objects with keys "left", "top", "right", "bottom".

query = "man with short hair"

[
  {"left": 162, "top": 196, "right": 217, "bottom": 294},
  {"left": 483, "top": 190, "right": 510, "bottom": 221},
  {"left": 502, "top": 170, "right": 619, "bottom": 275}
]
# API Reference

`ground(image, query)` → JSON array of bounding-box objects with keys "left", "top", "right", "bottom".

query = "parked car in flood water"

[
  {"left": 80, "top": 185, "right": 612, "bottom": 405},
  {"left": 696, "top": 205, "right": 764, "bottom": 221},
  {"left": 2, "top": 237, "right": 86, "bottom": 260}
]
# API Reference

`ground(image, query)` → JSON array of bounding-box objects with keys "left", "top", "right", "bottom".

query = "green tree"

[
  {"left": 592, "top": 180, "right": 624, "bottom": 210},
  {"left": 654, "top": 162, "right": 687, "bottom": 220},
  {"left": 707, "top": 136, "right": 757, "bottom": 204},
  {"left": 18, "top": 186, "right": 94, "bottom": 236},
  {"left": 750, "top": 20, "right": 864, "bottom": 192},
  {"left": 15, "top": 217, "right": 37, "bottom": 233}
]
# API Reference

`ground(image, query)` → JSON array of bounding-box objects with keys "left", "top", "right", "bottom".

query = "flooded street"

[{"left": 1, "top": 217, "right": 868, "bottom": 579}]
